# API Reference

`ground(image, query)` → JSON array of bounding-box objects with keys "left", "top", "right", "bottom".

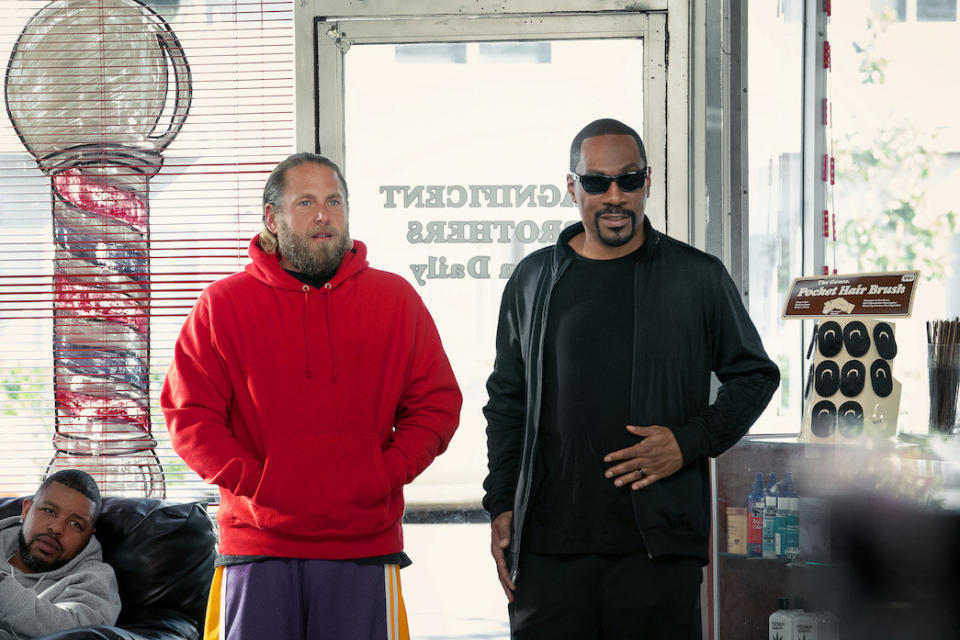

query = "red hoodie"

[{"left": 161, "top": 236, "right": 462, "bottom": 559}]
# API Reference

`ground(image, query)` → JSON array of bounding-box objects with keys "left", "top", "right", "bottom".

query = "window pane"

[
  {"left": 395, "top": 43, "right": 467, "bottom": 64},
  {"left": 870, "top": 0, "right": 907, "bottom": 21},
  {"left": 917, "top": 0, "right": 957, "bottom": 21},
  {"left": 343, "top": 39, "right": 645, "bottom": 504},
  {"left": 832, "top": 3, "right": 960, "bottom": 432},
  {"left": 478, "top": 41, "right": 551, "bottom": 63},
  {"left": 748, "top": 3, "right": 804, "bottom": 433},
  {"left": 0, "top": 0, "right": 294, "bottom": 497}
]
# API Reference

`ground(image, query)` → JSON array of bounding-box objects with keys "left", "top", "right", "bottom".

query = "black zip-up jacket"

[{"left": 482, "top": 219, "right": 779, "bottom": 582}]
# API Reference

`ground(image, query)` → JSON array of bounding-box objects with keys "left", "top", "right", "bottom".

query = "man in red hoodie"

[{"left": 161, "top": 153, "right": 462, "bottom": 640}]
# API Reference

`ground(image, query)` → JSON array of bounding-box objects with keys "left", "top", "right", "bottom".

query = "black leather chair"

[{"left": 0, "top": 496, "right": 217, "bottom": 640}]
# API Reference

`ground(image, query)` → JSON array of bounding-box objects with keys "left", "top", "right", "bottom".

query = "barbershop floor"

[{"left": 403, "top": 524, "right": 509, "bottom": 639}]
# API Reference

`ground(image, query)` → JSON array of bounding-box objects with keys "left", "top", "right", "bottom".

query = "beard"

[
  {"left": 275, "top": 217, "right": 351, "bottom": 278},
  {"left": 594, "top": 206, "right": 639, "bottom": 248},
  {"left": 18, "top": 530, "right": 68, "bottom": 572}
]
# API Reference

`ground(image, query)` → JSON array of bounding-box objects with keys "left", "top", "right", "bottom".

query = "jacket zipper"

[{"left": 511, "top": 261, "right": 570, "bottom": 582}]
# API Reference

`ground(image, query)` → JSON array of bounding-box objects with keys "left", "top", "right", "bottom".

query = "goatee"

[
  {"left": 18, "top": 530, "right": 67, "bottom": 572},
  {"left": 595, "top": 206, "right": 637, "bottom": 248}
]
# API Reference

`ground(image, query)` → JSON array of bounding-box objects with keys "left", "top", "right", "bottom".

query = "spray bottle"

[
  {"left": 748, "top": 472, "right": 765, "bottom": 557},
  {"left": 784, "top": 472, "right": 800, "bottom": 560},
  {"left": 775, "top": 494, "right": 790, "bottom": 558},
  {"left": 762, "top": 494, "right": 778, "bottom": 559}
]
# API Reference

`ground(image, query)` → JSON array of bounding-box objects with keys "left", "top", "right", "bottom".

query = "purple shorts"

[{"left": 204, "top": 559, "right": 409, "bottom": 640}]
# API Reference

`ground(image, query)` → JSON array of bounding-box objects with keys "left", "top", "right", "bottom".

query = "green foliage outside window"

[{"left": 836, "top": 14, "right": 958, "bottom": 280}]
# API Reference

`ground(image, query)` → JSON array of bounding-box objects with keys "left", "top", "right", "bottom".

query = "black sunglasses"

[{"left": 571, "top": 169, "right": 648, "bottom": 194}]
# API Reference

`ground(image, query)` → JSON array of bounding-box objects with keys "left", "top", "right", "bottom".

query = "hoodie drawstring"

[
  {"left": 302, "top": 283, "right": 339, "bottom": 382},
  {"left": 322, "top": 282, "right": 338, "bottom": 383},
  {"left": 301, "top": 285, "right": 312, "bottom": 378}
]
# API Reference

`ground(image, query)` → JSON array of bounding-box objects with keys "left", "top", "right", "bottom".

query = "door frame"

[{"left": 294, "top": 1, "right": 690, "bottom": 240}]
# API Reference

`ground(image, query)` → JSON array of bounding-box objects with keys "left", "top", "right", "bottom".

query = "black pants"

[{"left": 509, "top": 552, "right": 702, "bottom": 640}]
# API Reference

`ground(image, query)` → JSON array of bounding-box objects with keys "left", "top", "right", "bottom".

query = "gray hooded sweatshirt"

[{"left": 0, "top": 515, "right": 121, "bottom": 639}]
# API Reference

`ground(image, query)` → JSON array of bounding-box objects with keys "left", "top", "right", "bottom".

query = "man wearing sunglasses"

[{"left": 483, "top": 118, "right": 779, "bottom": 639}]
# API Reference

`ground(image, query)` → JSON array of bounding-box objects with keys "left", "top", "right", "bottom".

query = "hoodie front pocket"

[{"left": 251, "top": 434, "right": 391, "bottom": 536}]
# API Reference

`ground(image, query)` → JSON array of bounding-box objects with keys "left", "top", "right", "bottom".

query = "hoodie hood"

[
  {"left": 0, "top": 515, "right": 105, "bottom": 585},
  {"left": 0, "top": 515, "right": 122, "bottom": 635},
  {"left": 242, "top": 234, "right": 372, "bottom": 382},
  {"left": 244, "top": 234, "right": 369, "bottom": 290}
]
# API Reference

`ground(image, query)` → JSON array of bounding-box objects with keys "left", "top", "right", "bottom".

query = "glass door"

[
  {"left": 308, "top": 12, "right": 668, "bottom": 637},
  {"left": 313, "top": 12, "right": 666, "bottom": 507}
]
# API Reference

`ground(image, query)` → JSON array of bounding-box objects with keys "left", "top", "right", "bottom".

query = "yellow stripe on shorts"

[
  {"left": 203, "top": 565, "right": 225, "bottom": 640},
  {"left": 384, "top": 564, "right": 410, "bottom": 640}
]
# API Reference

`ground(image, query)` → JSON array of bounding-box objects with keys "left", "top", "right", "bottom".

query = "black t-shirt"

[
  {"left": 216, "top": 552, "right": 412, "bottom": 568},
  {"left": 284, "top": 267, "right": 337, "bottom": 288},
  {"left": 523, "top": 245, "right": 647, "bottom": 554}
]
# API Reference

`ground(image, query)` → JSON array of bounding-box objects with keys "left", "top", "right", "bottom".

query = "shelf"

[{"left": 719, "top": 552, "right": 837, "bottom": 568}]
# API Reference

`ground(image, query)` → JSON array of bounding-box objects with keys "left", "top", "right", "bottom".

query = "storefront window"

[
  {"left": 343, "top": 38, "right": 648, "bottom": 505},
  {"left": 747, "top": 3, "right": 804, "bottom": 433},
  {"left": 747, "top": 0, "right": 959, "bottom": 434},
  {"left": 341, "top": 34, "right": 655, "bottom": 637},
  {"left": 831, "top": 0, "right": 960, "bottom": 432}
]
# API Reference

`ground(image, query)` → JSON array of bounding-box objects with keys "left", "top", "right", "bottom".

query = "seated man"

[{"left": 0, "top": 470, "right": 121, "bottom": 639}]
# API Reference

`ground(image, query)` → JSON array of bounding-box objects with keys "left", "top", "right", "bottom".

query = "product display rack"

[{"left": 709, "top": 436, "right": 960, "bottom": 639}]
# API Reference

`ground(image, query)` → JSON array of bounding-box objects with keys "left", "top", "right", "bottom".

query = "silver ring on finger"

[{"left": 636, "top": 467, "right": 645, "bottom": 477}]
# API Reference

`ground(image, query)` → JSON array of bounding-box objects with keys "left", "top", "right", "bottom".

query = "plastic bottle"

[
  {"left": 747, "top": 471, "right": 765, "bottom": 557},
  {"left": 762, "top": 494, "right": 778, "bottom": 559},
  {"left": 816, "top": 610, "right": 839, "bottom": 640},
  {"left": 767, "top": 471, "right": 779, "bottom": 496},
  {"left": 775, "top": 495, "right": 790, "bottom": 558},
  {"left": 794, "top": 610, "right": 821, "bottom": 639},
  {"left": 785, "top": 495, "right": 800, "bottom": 560},
  {"left": 769, "top": 597, "right": 795, "bottom": 640},
  {"left": 781, "top": 473, "right": 800, "bottom": 560}
]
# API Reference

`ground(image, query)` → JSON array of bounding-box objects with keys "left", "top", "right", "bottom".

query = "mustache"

[
  {"left": 34, "top": 533, "right": 62, "bottom": 553},
  {"left": 596, "top": 206, "right": 636, "bottom": 218}
]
